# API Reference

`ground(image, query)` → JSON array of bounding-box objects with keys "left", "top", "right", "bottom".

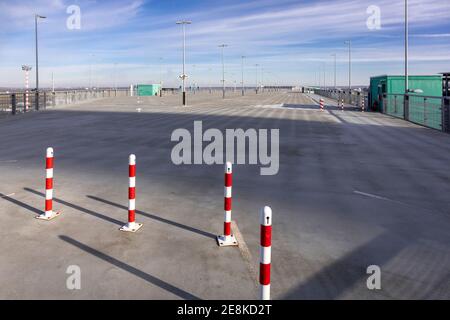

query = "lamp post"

[
  {"left": 241, "top": 56, "right": 245, "bottom": 96},
  {"left": 159, "top": 57, "right": 163, "bottom": 96},
  {"left": 255, "top": 64, "right": 259, "bottom": 94},
  {"left": 176, "top": 20, "right": 191, "bottom": 106},
  {"left": 344, "top": 40, "right": 352, "bottom": 102},
  {"left": 113, "top": 63, "right": 117, "bottom": 90},
  {"left": 261, "top": 66, "right": 264, "bottom": 93},
  {"left": 331, "top": 53, "right": 337, "bottom": 89},
  {"left": 322, "top": 63, "right": 326, "bottom": 90},
  {"left": 88, "top": 53, "right": 95, "bottom": 90},
  {"left": 404, "top": 0, "right": 409, "bottom": 119},
  {"left": 405, "top": 0, "right": 408, "bottom": 94},
  {"left": 218, "top": 44, "right": 228, "bottom": 99},
  {"left": 344, "top": 41, "right": 352, "bottom": 91},
  {"left": 35, "top": 14, "right": 46, "bottom": 110},
  {"left": 192, "top": 64, "right": 196, "bottom": 94}
]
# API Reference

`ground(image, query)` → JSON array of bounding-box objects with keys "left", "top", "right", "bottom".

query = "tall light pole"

[
  {"left": 35, "top": 14, "right": 46, "bottom": 101},
  {"left": 255, "top": 64, "right": 259, "bottom": 94},
  {"left": 159, "top": 58, "right": 163, "bottom": 96},
  {"left": 113, "top": 63, "right": 117, "bottom": 90},
  {"left": 322, "top": 63, "right": 326, "bottom": 89},
  {"left": 241, "top": 56, "right": 245, "bottom": 96},
  {"left": 192, "top": 64, "right": 196, "bottom": 93},
  {"left": 261, "top": 67, "right": 264, "bottom": 92},
  {"left": 88, "top": 53, "right": 95, "bottom": 90},
  {"left": 344, "top": 40, "right": 352, "bottom": 93},
  {"left": 405, "top": 0, "right": 409, "bottom": 94},
  {"left": 218, "top": 44, "right": 228, "bottom": 99},
  {"left": 331, "top": 54, "right": 337, "bottom": 88},
  {"left": 176, "top": 20, "right": 191, "bottom": 106}
]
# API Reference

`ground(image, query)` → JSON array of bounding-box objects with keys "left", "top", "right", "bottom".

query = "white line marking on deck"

[
  {"left": 354, "top": 190, "right": 391, "bottom": 201},
  {"left": 231, "top": 220, "right": 258, "bottom": 288},
  {"left": 0, "top": 193, "right": 15, "bottom": 198}
]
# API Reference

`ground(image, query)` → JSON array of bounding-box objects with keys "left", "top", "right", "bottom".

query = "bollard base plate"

[
  {"left": 120, "top": 222, "right": 143, "bottom": 233},
  {"left": 35, "top": 211, "right": 61, "bottom": 221},
  {"left": 217, "top": 234, "right": 238, "bottom": 247}
]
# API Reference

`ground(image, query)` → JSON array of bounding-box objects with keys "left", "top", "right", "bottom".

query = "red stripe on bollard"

[
  {"left": 45, "top": 199, "right": 52, "bottom": 211},
  {"left": 45, "top": 178, "right": 53, "bottom": 190},
  {"left": 224, "top": 222, "right": 231, "bottom": 236},
  {"left": 46, "top": 157, "right": 53, "bottom": 169},
  {"left": 260, "top": 225, "right": 272, "bottom": 247},
  {"left": 129, "top": 187, "right": 135, "bottom": 200},
  {"left": 129, "top": 165, "right": 136, "bottom": 177},
  {"left": 128, "top": 209, "right": 135, "bottom": 223},
  {"left": 259, "top": 263, "right": 271, "bottom": 285},
  {"left": 225, "top": 173, "right": 232, "bottom": 187},
  {"left": 224, "top": 197, "right": 232, "bottom": 211}
]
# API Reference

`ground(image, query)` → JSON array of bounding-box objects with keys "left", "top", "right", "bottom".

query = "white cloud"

[{"left": 0, "top": 0, "right": 449, "bottom": 88}]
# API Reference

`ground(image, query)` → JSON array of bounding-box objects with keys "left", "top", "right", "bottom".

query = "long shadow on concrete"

[
  {"left": 59, "top": 235, "right": 200, "bottom": 300},
  {"left": 281, "top": 230, "right": 411, "bottom": 299},
  {"left": 24, "top": 187, "right": 123, "bottom": 226},
  {"left": 0, "top": 192, "right": 42, "bottom": 215},
  {"left": 87, "top": 195, "right": 216, "bottom": 240}
]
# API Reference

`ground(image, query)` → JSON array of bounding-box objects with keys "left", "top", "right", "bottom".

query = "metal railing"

[
  {"left": 0, "top": 88, "right": 131, "bottom": 117},
  {"left": 314, "top": 88, "right": 368, "bottom": 110},
  {"left": 382, "top": 93, "right": 450, "bottom": 132}
]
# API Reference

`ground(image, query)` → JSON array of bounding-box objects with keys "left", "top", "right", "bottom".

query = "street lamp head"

[
  {"left": 218, "top": 44, "right": 228, "bottom": 48},
  {"left": 22, "top": 65, "right": 32, "bottom": 71},
  {"left": 36, "top": 14, "right": 46, "bottom": 19},
  {"left": 176, "top": 20, "right": 192, "bottom": 24}
]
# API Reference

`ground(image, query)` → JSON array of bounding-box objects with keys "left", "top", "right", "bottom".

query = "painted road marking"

[
  {"left": 0, "top": 193, "right": 15, "bottom": 198},
  {"left": 231, "top": 220, "right": 258, "bottom": 288},
  {"left": 353, "top": 190, "right": 391, "bottom": 201}
]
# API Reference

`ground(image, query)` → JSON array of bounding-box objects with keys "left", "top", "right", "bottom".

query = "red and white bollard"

[
  {"left": 120, "top": 154, "right": 143, "bottom": 232},
  {"left": 319, "top": 98, "right": 324, "bottom": 111},
  {"left": 259, "top": 206, "right": 272, "bottom": 300},
  {"left": 36, "top": 147, "right": 61, "bottom": 220},
  {"left": 217, "top": 162, "right": 238, "bottom": 246},
  {"left": 341, "top": 99, "right": 344, "bottom": 111}
]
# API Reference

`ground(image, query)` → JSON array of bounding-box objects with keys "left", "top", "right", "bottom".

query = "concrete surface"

[{"left": 0, "top": 90, "right": 450, "bottom": 299}]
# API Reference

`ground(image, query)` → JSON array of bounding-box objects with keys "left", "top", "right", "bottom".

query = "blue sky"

[{"left": 0, "top": 0, "right": 449, "bottom": 88}]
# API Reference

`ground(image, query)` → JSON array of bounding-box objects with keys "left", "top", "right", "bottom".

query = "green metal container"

[
  {"left": 136, "top": 84, "right": 161, "bottom": 96},
  {"left": 369, "top": 75, "right": 442, "bottom": 112}
]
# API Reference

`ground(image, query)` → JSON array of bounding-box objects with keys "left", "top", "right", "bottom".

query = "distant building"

[{"left": 136, "top": 84, "right": 161, "bottom": 96}]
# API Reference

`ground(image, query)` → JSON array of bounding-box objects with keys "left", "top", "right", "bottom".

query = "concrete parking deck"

[{"left": 1, "top": 91, "right": 450, "bottom": 299}]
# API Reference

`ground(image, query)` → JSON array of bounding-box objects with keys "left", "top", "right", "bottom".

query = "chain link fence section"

[
  {"left": 383, "top": 93, "right": 449, "bottom": 132},
  {"left": 0, "top": 89, "right": 131, "bottom": 117}
]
